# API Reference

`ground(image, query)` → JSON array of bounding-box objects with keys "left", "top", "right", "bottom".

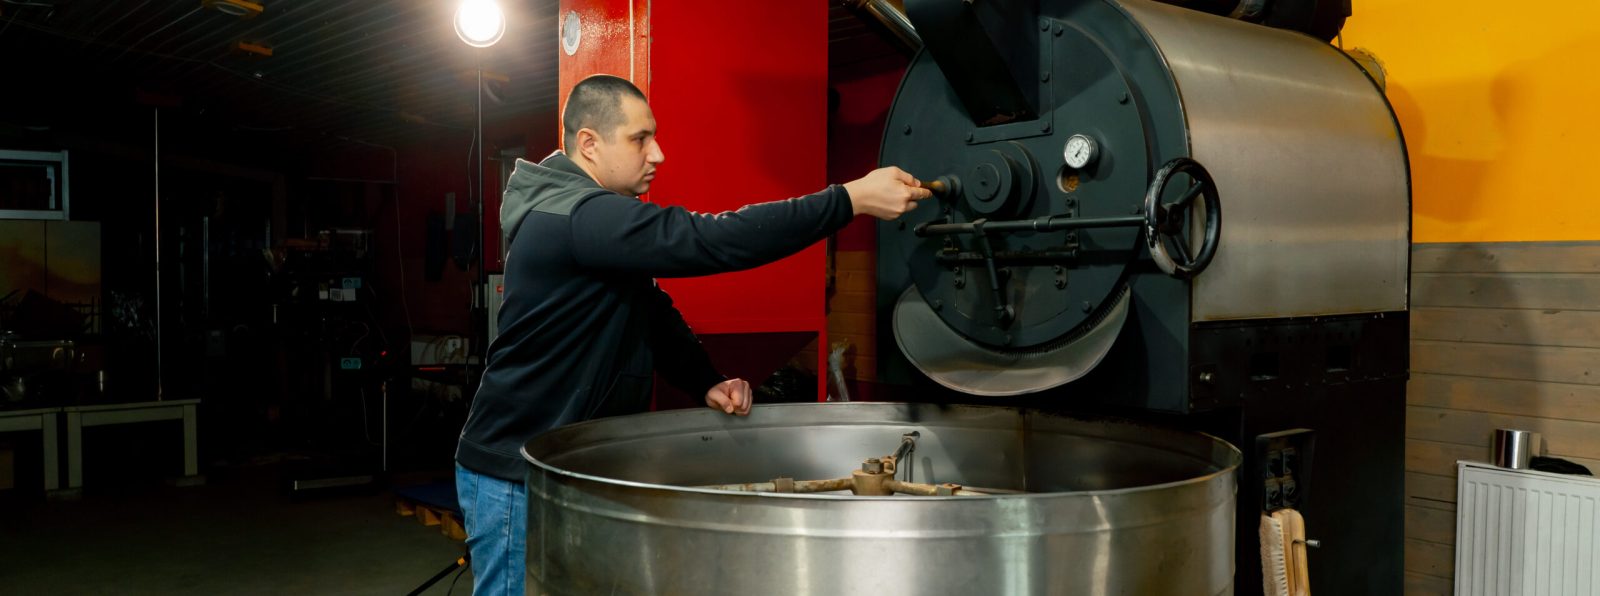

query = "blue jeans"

[{"left": 456, "top": 463, "right": 528, "bottom": 596}]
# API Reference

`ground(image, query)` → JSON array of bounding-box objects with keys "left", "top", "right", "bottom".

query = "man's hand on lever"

[
  {"left": 844, "top": 166, "right": 934, "bottom": 220},
  {"left": 705, "top": 378, "right": 753, "bottom": 416}
]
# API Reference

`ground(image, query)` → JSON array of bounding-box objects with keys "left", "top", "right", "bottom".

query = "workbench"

[{"left": 62, "top": 399, "right": 202, "bottom": 490}]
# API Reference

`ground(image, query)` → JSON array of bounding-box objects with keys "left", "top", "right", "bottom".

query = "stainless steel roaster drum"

[{"left": 522, "top": 402, "right": 1241, "bottom": 595}]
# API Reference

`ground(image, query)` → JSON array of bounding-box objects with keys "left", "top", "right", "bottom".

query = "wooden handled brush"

[{"left": 1260, "top": 509, "right": 1311, "bottom": 596}]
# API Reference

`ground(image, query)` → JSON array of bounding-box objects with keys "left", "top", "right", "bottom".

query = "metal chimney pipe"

[{"left": 845, "top": 0, "right": 921, "bottom": 51}]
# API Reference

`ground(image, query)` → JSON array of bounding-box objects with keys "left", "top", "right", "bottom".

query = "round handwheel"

[{"left": 1143, "top": 157, "right": 1221, "bottom": 279}]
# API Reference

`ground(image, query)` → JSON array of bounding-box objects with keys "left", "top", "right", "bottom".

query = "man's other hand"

[
  {"left": 705, "top": 378, "right": 753, "bottom": 416},
  {"left": 843, "top": 166, "right": 933, "bottom": 221}
]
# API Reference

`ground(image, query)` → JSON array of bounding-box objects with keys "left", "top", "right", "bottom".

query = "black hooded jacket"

[{"left": 456, "top": 151, "right": 855, "bottom": 480}]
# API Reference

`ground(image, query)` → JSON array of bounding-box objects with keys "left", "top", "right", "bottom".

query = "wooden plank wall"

[
  {"left": 826, "top": 250, "right": 878, "bottom": 381},
  {"left": 1406, "top": 242, "right": 1600, "bottom": 594},
  {"left": 793, "top": 249, "right": 877, "bottom": 385}
]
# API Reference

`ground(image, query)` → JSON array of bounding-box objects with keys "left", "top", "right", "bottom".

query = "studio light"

[{"left": 454, "top": 0, "right": 505, "bottom": 48}]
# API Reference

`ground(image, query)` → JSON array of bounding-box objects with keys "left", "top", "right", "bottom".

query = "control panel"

[{"left": 1257, "top": 428, "right": 1315, "bottom": 511}]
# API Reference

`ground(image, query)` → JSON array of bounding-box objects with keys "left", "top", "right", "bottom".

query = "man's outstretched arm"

[{"left": 570, "top": 167, "right": 931, "bottom": 277}]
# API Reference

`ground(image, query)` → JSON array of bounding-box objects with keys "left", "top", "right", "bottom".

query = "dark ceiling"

[
  {"left": 0, "top": 1, "right": 905, "bottom": 151},
  {"left": 0, "top": 0, "right": 560, "bottom": 147}
]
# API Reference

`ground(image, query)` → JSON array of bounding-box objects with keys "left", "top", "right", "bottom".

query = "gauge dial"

[{"left": 1063, "top": 134, "right": 1099, "bottom": 169}]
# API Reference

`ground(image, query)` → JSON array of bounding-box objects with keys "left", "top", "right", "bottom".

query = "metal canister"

[{"left": 1492, "top": 428, "right": 1540, "bottom": 469}]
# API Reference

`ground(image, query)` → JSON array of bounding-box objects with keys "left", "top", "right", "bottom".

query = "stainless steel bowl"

[{"left": 523, "top": 402, "right": 1240, "bottom": 595}]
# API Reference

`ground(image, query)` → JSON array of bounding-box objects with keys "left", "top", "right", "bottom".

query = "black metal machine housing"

[{"left": 875, "top": 0, "right": 1410, "bottom": 593}]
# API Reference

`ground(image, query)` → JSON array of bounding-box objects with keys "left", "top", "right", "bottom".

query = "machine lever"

[
  {"left": 969, "top": 220, "right": 1015, "bottom": 328},
  {"left": 919, "top": 176, "right": 959, "bottom": 199},
  {"left": 916, "top": 214, "right": 1144, "bottom": 236},
  {"left": 894, "top": 431, "right": 920, "bottom": 482},
  {"left": 914, "top": 158, "right": 1221, "bottom": 281}
]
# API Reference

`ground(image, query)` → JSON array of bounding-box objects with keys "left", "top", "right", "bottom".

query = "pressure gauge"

[{"left": 1062, "top": 134, "right": 1099, "bottom": 169}]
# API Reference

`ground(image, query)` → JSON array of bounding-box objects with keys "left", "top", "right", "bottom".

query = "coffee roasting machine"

[
  {"left": 878, "top": 0, "right": 1407, "bottom": 591},
  {"left": 523, "top": 0, "right": 1408, "bottom": 593}
]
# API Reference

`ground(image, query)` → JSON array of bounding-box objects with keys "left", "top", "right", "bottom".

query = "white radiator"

[{"left": 1454, "top": 461, "right": 1600, "bottom": 596}]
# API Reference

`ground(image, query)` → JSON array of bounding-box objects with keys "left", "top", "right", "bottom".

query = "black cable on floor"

[{"left": 446, "top": 564, "right": 468, "bottom": 596}]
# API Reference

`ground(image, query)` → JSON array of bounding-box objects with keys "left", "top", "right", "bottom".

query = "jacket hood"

[{"left": 499, "top": 151, "right": 607, "bottom": 245}]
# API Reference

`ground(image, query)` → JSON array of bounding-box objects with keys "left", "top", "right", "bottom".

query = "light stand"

[
  {"left": 455, "top": 0, "right": 503, "bottom": 365},
  {"left": 475, "top": 66, "right": 486, "bottom": 361},
  {"left": 477, "top": 66, "right": 485, "bottom": 298}
]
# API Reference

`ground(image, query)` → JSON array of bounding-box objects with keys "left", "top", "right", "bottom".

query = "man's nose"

[{"left": 647, "top": 140, "right": 664, "bottom": 165}]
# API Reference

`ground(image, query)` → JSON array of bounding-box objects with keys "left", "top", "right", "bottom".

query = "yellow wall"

[{"left": 1342, "top": 3, "right": 1600, "bottom": 243}]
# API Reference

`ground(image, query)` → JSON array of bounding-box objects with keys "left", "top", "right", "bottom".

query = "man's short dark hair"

[{"left": 562, "top": 74, "right": 647, "bottom": 151}]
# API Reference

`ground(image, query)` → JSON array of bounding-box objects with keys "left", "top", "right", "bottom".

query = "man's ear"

[{"left": 575, "top": 128, "right": 600, "bottom": 161}]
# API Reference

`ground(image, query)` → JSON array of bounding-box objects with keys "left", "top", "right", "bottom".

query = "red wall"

[{"left": 647, "top": 1, "right": 829, "bottom": 335}]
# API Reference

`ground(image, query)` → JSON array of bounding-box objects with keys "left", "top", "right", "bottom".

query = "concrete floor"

[{"left": 0, "top": 466, "right": 473, "bottom": 595}]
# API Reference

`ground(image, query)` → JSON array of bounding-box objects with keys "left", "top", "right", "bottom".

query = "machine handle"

[
  {"left": 1144, "top": 158, "right": 1222, "bottom": 279},
  {"left": 919, "top": 175, "right": 960, "bottom": 199}
]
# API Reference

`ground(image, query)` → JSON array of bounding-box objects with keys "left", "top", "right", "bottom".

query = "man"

[{"left": 455, "top": 74, "right": 931, "bottom": 594}]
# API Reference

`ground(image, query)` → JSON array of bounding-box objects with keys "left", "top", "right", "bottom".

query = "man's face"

[{"left": 589, "top": 95, "right": 663, "bottom": 196}]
